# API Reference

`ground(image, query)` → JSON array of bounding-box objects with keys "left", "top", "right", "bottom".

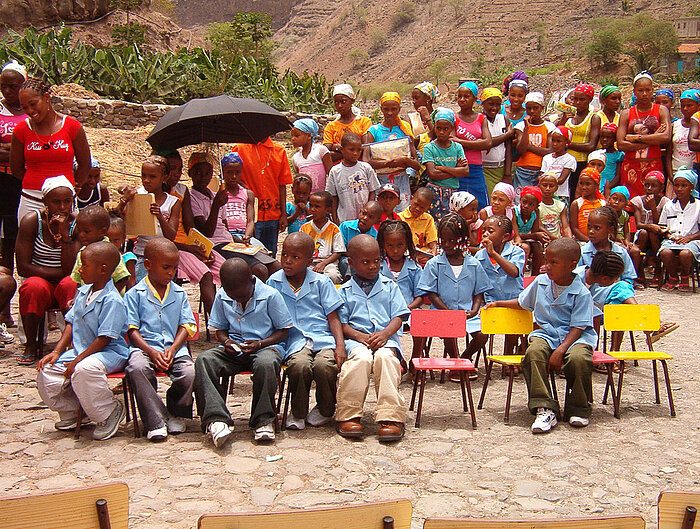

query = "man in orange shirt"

[{"left": 233, "top": 137, "right": 293, "bottom": 256}]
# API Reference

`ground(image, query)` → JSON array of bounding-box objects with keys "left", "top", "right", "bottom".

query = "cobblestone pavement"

[{"left": 1, "top": 288, "right": 698, "bottom": 528}]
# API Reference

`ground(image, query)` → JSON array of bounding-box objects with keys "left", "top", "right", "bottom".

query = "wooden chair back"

[
  {"left": 658, "top": 490, "right": 700, "bottom": 529},
  {"left": 410, "top": 309, "right": 467, "bottom": 339},
  {"left": 198, "top": 499, "right": 413, "bottom": 529},
  {"left": 423, "top": 514, "right": 645, "bottom": 529},
  {"left": 0, "top": 481, "right": 129, "bottom": 529},
  {"left": 603, "top": 304, "right": 660, "bottom": 332},
  {"left": 480, "top": 307, "right": 533, "bottom": 336}
]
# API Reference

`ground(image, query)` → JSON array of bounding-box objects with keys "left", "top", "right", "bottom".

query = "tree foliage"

[
  {"left": 207, "top": 12, "right": 274, "bottom": 61},
  {"left": 585, "top": 28, "right": 622, "bottom": 70}
]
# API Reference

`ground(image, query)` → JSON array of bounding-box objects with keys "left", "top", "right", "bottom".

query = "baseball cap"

[{"left": 377, "top": 183, "right": 400, "bottom": 198}]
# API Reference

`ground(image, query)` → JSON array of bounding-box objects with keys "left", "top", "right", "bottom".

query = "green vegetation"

[
  {"left": 348, "top": 48, "right": 370, "bottom": 69},
  {"left": 207, "top": 12, "right": 274, "bottom": 61},
  {"left": 358, "top": 82, "right": 414, "bottom": 102},
  {"left": 0, "top": 25, "right": 333, "bottom": 113},
  {"left": 368, "top": 28, "right": 387, "bottom": 55},
  {"left": 391, "top": 1, "right": 417, "bottom": 30},
  {"left": 111, "top": 22, "right": 147, "bottom": 46},
  {"left": 427, "top": 58, "right": 451, "bottom": 88}
]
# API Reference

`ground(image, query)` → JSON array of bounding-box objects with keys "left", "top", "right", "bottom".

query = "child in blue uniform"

[
  {"left": 124, "top": 238, "right": 197, "bottom": 442},
  {"left": 267, "top": 232, "right": 344, "bottom": 430},
  {"left": 37, "top": 241, "right": 129, "bottom": 441}
]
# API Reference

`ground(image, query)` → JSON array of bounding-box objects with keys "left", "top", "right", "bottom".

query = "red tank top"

[{"left": 625, "top": 104, "right": 662, "bottom": 161}]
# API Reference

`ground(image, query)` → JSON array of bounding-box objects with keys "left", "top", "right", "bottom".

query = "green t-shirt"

[
  {"left": 71, "top": 236, "right": 131, "bottom": 289},
  {"left": 422, "top": 140, "right": 465, "bottom": 189}
]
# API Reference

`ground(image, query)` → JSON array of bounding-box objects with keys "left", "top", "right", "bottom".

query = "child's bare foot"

[{"left": 17, "top": 344, "right": 38, "bottom": 366}]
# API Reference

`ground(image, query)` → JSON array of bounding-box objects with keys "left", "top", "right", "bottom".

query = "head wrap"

[
  {"left": 681, "top": 89, "right": 700, "bottom": 103},
  {"left": 610, "top": 186, "right": 630, "bottom": 201},
  {"left": 152, "top": 147, "right": 178, "bottom": 158},
  {"left": 188, "top": 152, "right": 216, "bottom": 171},
  {"left": 553, "top": 126, "right": 573, "bottom": 143},
  {"left": 520, "top": 186, "right": 542, "bottom": 203},
  {"left": 645, "top": 170, "right": 665, "bottom": 184},
  {"left": 502, "top": 71, "right": 529, "bottom": 94},
  {"left": 573, "top": 83, "right": 595, "bottom": 99},
  {"left": 579, "top": 167, "right": 605, "bottom": 199},
  {"left": 601, "top": 122, "right": 618, "bottom": 134},
  {"left": 449, "top": 191, "right": 477, "bottom": 212},
  {"left": 221, "top": 152, "right": 243, "bottom": 169},
  {"left": 655, "top": 88, "right": 674, "bottom": 101},
  {"left": 480, "top": 87, "right": 503, "bottom": 103},
  {"left": 599, "top": 85, "right": 620, "bottom": 101},
  {"left": 459, "top": 81, "right": 479, "bottom": 98},
  {"left": 539, "top": 171, "right": 560, "bottom": 183},
  {"left": 508, "top": 79, "right": 528, "bottom": 93},
  {"left": 41, "top": 175, "right": 75, "bottom": 198},
  {"left": 2, "top": 61, "right": 27, "bottom": 80},
  {"left": 588, "top": 150, "right": 607, "bottom": 164},
  {"left": 673, "top": 169, "right": 700, "bottom": 198},
  {"left": 414, "top": 81, "right": 439, "bottom": 102},
  {"left": 524, "top": 92, "right": 545, "bottom": 107},
  {"left": 380, "top": 92, "right": 401, "bottom": 105},
  {"left": 333, "top": 83, "right": 355, "bottom": 99},
  {"left": 633, "top": 71, "right": 653, "bottom": 87},
  {"left": 433, "top": 107, "right": 456, "bottom": 125},
  {"left": 493, "top": 182, "right": 515, "bottom": 204},
  {"left": 73, "top": 155, "right": 100, "bottom": 172},
  {"left": 293, "top": 118, "right": 319, "bottom": 139}
]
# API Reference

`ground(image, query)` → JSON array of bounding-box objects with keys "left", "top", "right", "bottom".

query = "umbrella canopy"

[{"left": 146, "top": 95, "right": 292, "bottom": 150}]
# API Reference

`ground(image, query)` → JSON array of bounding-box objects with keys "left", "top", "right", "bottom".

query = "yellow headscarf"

[
  {"left": 480, "top": 87, "right": 504, "bottom": 103},
  {"left": 379, "top": 92, "right": 413, "bottom": 138}
]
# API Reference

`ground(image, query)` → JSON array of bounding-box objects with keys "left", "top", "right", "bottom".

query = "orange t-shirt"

[
  {"left": 322, "top": 117, "right": 373, "bottom": 146},
  {"left": 515, "top": 120, "right": 556, "bottom": 168},
  {"left": 233, "top": 139, "right": 293, "bottom": 222},
  {"left": 574, "top": 196, "right": 605, "bottom": 234}
]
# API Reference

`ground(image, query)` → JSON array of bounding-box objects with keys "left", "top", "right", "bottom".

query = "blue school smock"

[
  {"left": 267, "top": 269, "right": 343, "bottom": 359},
  {"left": 475, "top": 242, "right": 525, "bottom": 303},
  {"left": 208, "top": 278, "right": 293, "bottom": 356},
  {"left": 338, "top": 275, "right": 410, "bottom": 357},
  {"left": 57, "top": 281, "right": 129, "bottom": 373},
  {"left": 339, "top": 219, "right": 377, "bottom": 247},
  {"left": 518, "top": 273, "right": 597, "bottom": 349},
  {"left": 379, "top": 257, "right": 423, "bottom": 306},
  {"left": 124, "top": 278, "right": 196, "bottom": 360},
  {"left": 574, "top": 265, "right": 607, "bottom": 318},
  {"left": 578, "top": 241, "right": 636, "bottom": 304}
]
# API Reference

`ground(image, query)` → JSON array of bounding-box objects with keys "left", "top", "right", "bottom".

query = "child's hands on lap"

[
  {"left": 240, "top": 340, "right": 261, "bottom": 355},
  {"left": 312, "top": 262, "right": 327, "bottom": 273},
  {"left": 549, "top": 347, "right": 565, "bottom": 373},
  {"left": 37, "top": 351, "right": 60, "bottom": 371},
  {"left": 148, "top": 349, "right": 172, "bottom": 372},
  {"left": 335, "top": 344, "right": 347, "bottom": 368},
  {"left": 63, "top": 359, "right": 79, "bottom": 379},
  {"left": 366, "top": 330, "right": 390, "bottom": 351}
]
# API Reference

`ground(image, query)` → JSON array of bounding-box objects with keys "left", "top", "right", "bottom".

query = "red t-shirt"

[
  {"left": 0, "top": 107, "right": 26, "bottom": 171},
  {"left": 12, "top": 115, "right": 81, "bottom": 190}
]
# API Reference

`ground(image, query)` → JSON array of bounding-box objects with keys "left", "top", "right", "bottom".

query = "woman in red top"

[
  {"left": 617, "top": 72, "right": 671, "bottom": 200},
  {"left": 10, "top": 77, "right": 91, "bottom": 223}
]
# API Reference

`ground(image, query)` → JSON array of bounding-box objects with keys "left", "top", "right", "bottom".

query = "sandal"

[
  {"left": 678, "top": 276, "right": 691, "bottom": 292},
  {"left": 650, "top": 322, "right": 679, "bottom": 343},
  {"left": 593, "top": 363, "right": 608, "bottom": 374},
  {"left": 648, "top": 276, "right": 661, "bottom": 288},
  {"left": 661, "top": 278, "right": 678, "bottom": 292},
  {"left": 17, "top": 352, "right": 36, "bottom": 366}
]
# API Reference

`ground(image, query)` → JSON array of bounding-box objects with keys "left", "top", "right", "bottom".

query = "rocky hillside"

[
  {"left": 173, "top": 0, "right": 300, "bottom": 29},
  {"left": 0, "top": 0, "right": 109, "bottom": 29}
]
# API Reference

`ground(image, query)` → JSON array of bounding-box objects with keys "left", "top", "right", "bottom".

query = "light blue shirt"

[
  {"left": 208, "top": 278, "right": 293, "bottom": 356},
  {"left": 379, "top": 257, "right": 423, "bottom": 306},
  {"left": 574, "top": 265, "right": 607, "bottom": 318},
  {"left": 579, "top": 241, "right": 636, "bottom": 284},
  {"left": 475, "top": 242, "right": 525, "bottom": 303},
  {"left": 338, "top": 274, "right": 410, "bottom": 357},
  {"left": 339, "top": 219, "right": 378, "bottom": 247},
  {"left": 518, "top": 273, "right": 597, "bottom": 349},
  {"left": 124, "top": 279, "right": 196, "bottom": 360},
  {"left": 58, "top": 281, "right": 129, "bottom": 373},
  {"left": 267, "top": 269, "right": 343, "bottom": 359},
  {"left": 418, "top": 252, "right": 492, "bottom": 312}
]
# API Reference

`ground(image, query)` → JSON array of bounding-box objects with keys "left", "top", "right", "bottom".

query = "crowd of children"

[{"left": 4, "top": 70, "right": 700, "bottom": 446}]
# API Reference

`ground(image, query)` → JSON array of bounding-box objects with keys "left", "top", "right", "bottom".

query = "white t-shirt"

[
  {"left": 325, "top": 160, "right": 380, "bottom": 223},
  {"left": 630, "top": 195, "right": 669, "bottom": 225},
  {"left": 482, "top": 113, "right": 507, "bottom": 166},
  {"left": 540, "top": 152, "right": 577, "bottom": 197},
  {"left": 292, "top": 143, "right": 330, "bottom": 193},
  {"left": 659, "top": 198, "right": 700, "bottom": 237},
  {"left": 671, "top": 120, "right": 695, "bottom": 172}
]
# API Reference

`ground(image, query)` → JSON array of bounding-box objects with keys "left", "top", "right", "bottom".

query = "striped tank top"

[{"left": 32, "top": 214, "right": 75, "bottom": 269}]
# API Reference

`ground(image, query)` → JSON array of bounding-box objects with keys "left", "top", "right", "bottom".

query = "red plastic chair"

[
  {"left": 593, "top": 349, "right": 620, "bottom": 418},
  {"left": 523, "top": 275, "right": 536, "bottom": 288},
  {"left": 409, "top": 309, "right": 477, "bottom": 428}
]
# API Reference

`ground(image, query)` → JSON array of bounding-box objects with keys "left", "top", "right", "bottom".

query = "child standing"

[
  {"left": 608, "top": 186, "right": 644, "bottom": 287},
  {"left": 335, "top": 235, "right": 410, "bottom": 442},
  {"left": 539, "top": 126, "right": 576, "bottom": 204},
  {"left": 36, "top": 242, "right": 129, "bottom": 440},
  {"left": 597, "top": 124, "right": 624, "bottom": 197},
  {"left": 326, "top": 132, "right": 380, "bottom": 225},
  {"left": 399, "top": 186, "right": 438, "bottom": 259},
  {"left": 666, "top": 90, "right": 700, "bottom": 197},
  {"left": 286, "top": 174, "right": 312, "bottom": 233},
  {"left": 480, "top": 87, "right": 514, "bottom": 196},
  {"left": 299, "top": 191, "right": 344, "bottom": 284},
  {"left": 569, "top": 167, "right": 606, "bottom": 242},
  {"left": 538, "top": 172, "right": 572, "bottom": 239},
  {"left": 291, "top": 118, "right": 332, "bottom": 193},
  {"left": 267, "top": 233, "right": 344, "bottom": 430},
  {"left": 323, "top": 84, "right": 373, "bottom": 164},
  {"left": 375, "top": 183, "right": 402, "bottom": 228},
  {"left": 485, "top": 238, "right": 598, "bottom": 433},
  {"left": 516, "top": 186, "right": 548, "bottom": 274},
  {"left": 124, "top": 238, "right": 196, "bottom": 441},
  {"left": 74, "top": 156, "right": 109, "bottom": 210},
  {"left": 565, "top": 83, "right": 601, "bottom": 197},
  {"left": 596, "top": 85, "right": 622, "bottom": 130},
  {"left": 514, "top": 92, "right": 556, "bottom": 196}
]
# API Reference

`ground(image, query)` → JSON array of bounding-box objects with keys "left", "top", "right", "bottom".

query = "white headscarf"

[
  {"left": 2, "top": 61, "right": 27, "bottom": 80},
  {"left": 41, "top": 175, "right": 75, "bottom": 198},
  {"left": 449, "top": 191, "right": 477, "bottom": 213},
  {"left": 332, "top": 83, "right": 362, "bottom": 118}
]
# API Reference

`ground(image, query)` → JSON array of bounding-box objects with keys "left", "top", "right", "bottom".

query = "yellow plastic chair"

[
  {"left": 603, "top": 304, "right": 676, "bottom": 417},
  {"left": 657, "top": 490, "right": 700, "bottom": 529},
  {"left": 198, "top": 499, "right": 413, "bottom": 529},
  {"left": 423, "top": 514, "right": 645, "bottom": 529}
]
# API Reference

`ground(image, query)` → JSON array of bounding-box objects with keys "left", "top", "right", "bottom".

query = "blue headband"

[
  {"left": 674, "top": 169, "right": 700, "bottom": 198},
  {"left": 681, "top": 89, "right": 700, "bottom": 103},
  {"left": 610, "top": 186, "right": 630, "bottom": 201},
  {"left": 459, "top": 81, "right": 479, "bottom": 98},
  {"left": 221, "top": 152, "right": 243, "bottom": 168},
  {"left": 293, "top": 118, "right": 319, "bottom": 139},
  {"left": 433, "top": 107, "right": 456, "bottom": 125},
  {"left": 73, "top": 155, "right": 100, "bottom": 172},
  {"left": 655, "top": 89, "right": 674, "bottom": 101}
]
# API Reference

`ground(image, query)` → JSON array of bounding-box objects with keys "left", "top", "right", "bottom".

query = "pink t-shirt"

[
  {"left": 0, "top": 105, "right": 25, "bottom": 171},
  {"left": 455, "top": 114, "right": 485, "bottom": 165},
  {"left": 221, "top": 185, "right": 249, "bottom": 232}
]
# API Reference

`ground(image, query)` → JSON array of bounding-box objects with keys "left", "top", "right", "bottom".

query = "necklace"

[
  {"left": 44, "top": 212, "right": 63, "bottom": 244},
  {"left": 254, "top": 144, "right": 272, "bottom": 175}
]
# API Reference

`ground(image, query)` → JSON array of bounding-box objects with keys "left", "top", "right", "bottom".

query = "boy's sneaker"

[
  {"left": 208, "top": 421, "right": 233, "bottom": 448},
  {"left": 254, "top": 423, "right": 275, "bottom": 442},
  {"left": 306, "top": 405, "right": 332, "bottom": 427},
  {"left": 167, "top": 417, "right": 186, "bottom": 435},
  {"left": 569, "top": 416, "right": 590, "bottom": 428},
  {"left": 531, "top": 408, "right": 558, "bottom": 434},
  {"left": 285, "top": 413, "right": 305, "bottom": 430},
  {"left": 92, "top": 401, "right": 125, "bottom": 441},
  {"left": 55, "top": 416, "right": 91, "bottom": 431},
  {"left": 0, "top": 323, "right": 14, "bottom": 344},
  {"left": 147, "top": 426, "right": 168, "bottom": 442}
]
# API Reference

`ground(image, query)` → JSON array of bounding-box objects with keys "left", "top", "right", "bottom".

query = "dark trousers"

[
  {"left": 255, "top": 220, "right": 279, "bottom": 257},
  {"left": 568, "top": 161, "right": 587, "bottom": 198},
  {"left": 194, "top": 346, "right": 281, "bottom": 431},
  {"left": 125, "top": 350, "right": 195, "bottom": 432}
]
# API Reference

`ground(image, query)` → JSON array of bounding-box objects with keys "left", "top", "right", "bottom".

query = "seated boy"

[
  {"left": 300, "top": 191, "right": 344, "bottom": 284},
  {"left": 124, "top": 238, "right": 197, "bottom": 441},
  {"left": 398, "top": 186, "right": 438, "bottom": 264},
  {"left": 339, "top": 200, "right": 383, "bottom": 247},
  {"left": 375, "top": 183, "right": 401, "bottom": 229},
  {"left": 267, "top": 232, "right": 345, "bottom": 429},
  {"left": 485, "top": 237, "right": 597, "bottom": 433},
  {"left": 335, "top": 234, "right": 410, "bottom": 442},
  {"left": 194, "top": 258, "right": 293, "bottom": 447},
  {"left": 71, "top": 205, "right": 131, "bottom": 292},
  {"left": 37, "top": 241, "right": 129, "bottom": 440}
]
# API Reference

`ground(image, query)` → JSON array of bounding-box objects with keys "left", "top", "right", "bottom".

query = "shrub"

[
  {"left": 111, "top": 23, "right": 147, "bottom": 46},
  {"left": 585, "top": 28, "right": 622, "bottom": 71},
  {"left": 391, "top": 1, "right": 417, "bottom": 30},
  {"left": 348, "top": 48, "right": 370, "bottom": 69},
  {"left": 368, "top": 28, "right": 387, "bottom": 54}
]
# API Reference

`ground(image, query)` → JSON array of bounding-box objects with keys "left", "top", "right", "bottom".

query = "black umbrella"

[{"left": 146, "top": 95, "right": 292, "bottom": 150}]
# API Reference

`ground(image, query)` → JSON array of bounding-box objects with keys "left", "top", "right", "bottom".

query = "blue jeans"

[{"left": 255, "top": 220, "right": 279, "bottom": 256}]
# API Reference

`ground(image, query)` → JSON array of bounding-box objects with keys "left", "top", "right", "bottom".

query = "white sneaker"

[
  {"left": 146, "top": 426, "right": 168, "bottom": 442},
  {"left": 531, "top": 408, "right": 558, "bottom": 434},
  {"left": 208, "top": 421, "right": 233, "bottom": 448},
  {"left": 306, "top": 405, "right": 332, "bottom": 427},
  {"left": 0, "top": 323, "right": 14, "bottom": 344},
  {"left": 285, "top": 413, "right": 305, "bottom": 430},
  {"left": 55, "top": 416, "right": 91, "bottom": 431},
  {"left": 167, "top": 417, "right": 186, "bottom": 434},
  {"left": 254, "top": 423, "right": 275, "bottom": 442},
  {"left": 92, "top": 401, "right": 126, "bottom": 441},
  {"left": 569, "top": 416, "right": 590, "bottom": 428}
]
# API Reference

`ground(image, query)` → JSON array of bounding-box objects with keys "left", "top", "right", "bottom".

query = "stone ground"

[{"left": 0, "top": 287, "right": 698, "bottom": 529}]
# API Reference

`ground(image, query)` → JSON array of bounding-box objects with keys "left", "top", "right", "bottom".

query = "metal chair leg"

[
  {"left": 660, "top": 360, "right": 676, "bottom": 417},
  {"left": 652, "top": 359, "right": 661, "bottom": 404},
  {"left": 415, "top": 370, "right": 427, "bottom": 428},
  {"left": 504, "top": 367, "right": 515, "bottom": 423},
  {"left": 74, "top": 407, "right": 84, "bottom": 439},
  {"left": 459, "top": 372, "right": 467, "bottom": 412},
  {"left": 464, "top": 372, "right": 477, "bottom": 429},
  {"left": 125, "top": 376, "right": 140, "bottom": 438},
  {"left": 477, "top": 358, "right": 495, "bottom": 410}
]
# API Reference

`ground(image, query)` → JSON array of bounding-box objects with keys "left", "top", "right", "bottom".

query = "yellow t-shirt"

[
  {"left": 398, "top": 208, "right": 437, "bottom": 251},
  {"left": 323, "top": 117, "right": 373, "bottom": 146}
]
